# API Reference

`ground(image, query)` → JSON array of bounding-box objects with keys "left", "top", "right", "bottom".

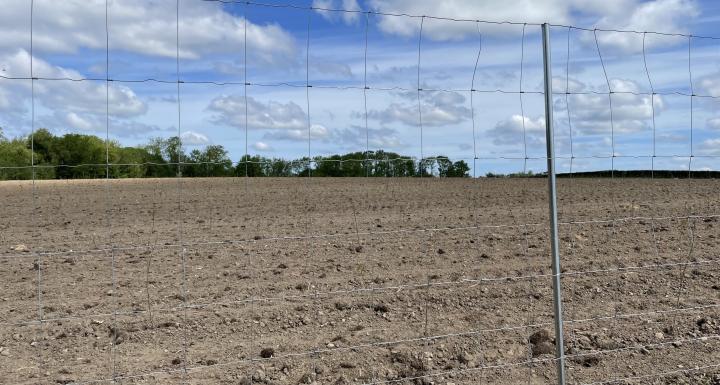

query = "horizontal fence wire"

[
  {"left": 2, "top": 155, "right": 720, "bottom": 171},
  {"left": 3, "top": 264, "right": 719, "bottom": 328},
  {"left": 198, "top": 0, "right": 720, "bottom": 40},
  {"left": 38, "top": 330, "right": 720, "bottom": 385},
  {"left": 1, "top": 212, "right": 718, "bottom": 260},
  {"left": 2, "top": 73, "right": 718, "bottom": 99}
]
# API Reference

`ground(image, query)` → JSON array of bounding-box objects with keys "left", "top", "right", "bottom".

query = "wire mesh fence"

[{"left": 0, "top": 1, "right": 719, "bottom": 385}]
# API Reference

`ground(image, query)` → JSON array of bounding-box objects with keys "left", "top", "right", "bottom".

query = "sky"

[{"left": 0, "top": 0, "right": 719, "bottom": 175}]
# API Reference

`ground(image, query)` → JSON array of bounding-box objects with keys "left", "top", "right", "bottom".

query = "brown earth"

[{"left": 0, "top": 177, "right": 719, "bottom": 385}]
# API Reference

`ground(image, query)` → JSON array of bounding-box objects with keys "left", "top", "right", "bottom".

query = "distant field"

[{"left": 1, "top": 178, "right": 718, "bottom": 384}]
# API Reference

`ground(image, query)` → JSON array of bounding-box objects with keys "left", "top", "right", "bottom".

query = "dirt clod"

[
  {"left": 579, "top": 356, "right": 601, "bottom": 367},
  {"left": 260, "top": 347, "right": 275, "bottom": 358},
  {"left": 299, "top": 372, "right": 315, "bottom": 384},
  {"left": 334, "top": 302, "right": 350, "bottom": 311},
  {"left": 108, "top": 326, "right": 126, "bottom": 345},
  {"left": 529, "top": 329, "right": 554, "bottom": 357},
  {"left": 529, "top": 329, "right": 552, "bottom": 345},
  {"left": 531, "top": 341, "right": 555, "bottom": 357}
]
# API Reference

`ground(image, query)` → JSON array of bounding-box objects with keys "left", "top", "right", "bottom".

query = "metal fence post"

[{"left": 542, "top": 22, "right": 567, "bottom": 385}]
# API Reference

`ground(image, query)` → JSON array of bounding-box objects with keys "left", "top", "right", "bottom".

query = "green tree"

[
  {"left": 236, "top": 154, "right": 270, "bottom": 177},
  {"left": 449, "top": 160, "right": 470, "bottom": 177},
  {"left": 0, "top": 138, "right": 36, "bottom": 179}
]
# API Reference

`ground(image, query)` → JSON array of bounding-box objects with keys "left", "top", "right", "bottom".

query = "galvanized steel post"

[{"left": 542, "top": 22, "right": 567, "bottom": 385}]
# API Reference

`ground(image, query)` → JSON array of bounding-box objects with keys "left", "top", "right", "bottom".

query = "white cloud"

[
  {"left": 488, "top": 114, "right": 546, "bottom": 145},
  {"left": 366, "top": 90, "right": 470, "bottom": 127},
  {"left": 557, "top": 78, "right": 664, "bottom": 135},
  {"left": 0, "top": 49, "right": 156, "bottom": 138},
  {"left": 313, "top": 0, "right": 361, "bottom": 25},
  {"left": 252, "top": 141, "right": 272, "bottom": 151},
  {"left": 708, "top": 118, "right": 720, "bottom": 130},
  {"left": 366, "top": 0, "right": 697, "bottom": 53},
  {"left": 0, "top": 0, "right": 296, "bottom": 64},
  {"left": 181, "top": 131, "right": 210, "bottom": 145},
  {"left": 208, "top": 95, "right": 307, "bottom": 131},
  {"left": 697, "top": 138, "right": 720, "bottom": 156},
  {"left": 490, "top": 78, "right": 666, "bottom": 146},
  {"left": 35, "top": 111, "right": 168, "bottom": 138},
  {"left": 207, "top": 95, "right": 334, "bottom": 142},
  {"left": 368, "top": 0, "right": 572, "bottom": 41},
  {"left": 264, "top": 124, "right": 330, "bottom": 141},
  {"left": 1, "top": 50, "right": 146, "bottom": 118},
  {"left": 698, "top": 72, "right": 720, "bottom": 97},
  {"left": 589, "top": 0, "right": 698, "bottom": 53},
  {"left": 63, "top": 112, "right": 94, "bottom": 131},
  {"left": 333, "top": 125, "right": 404, "bottom": 149}
]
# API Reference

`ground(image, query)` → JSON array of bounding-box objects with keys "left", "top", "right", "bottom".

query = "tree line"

[{"left": 0, "top": 129, "right": 470, "bottom": 180}]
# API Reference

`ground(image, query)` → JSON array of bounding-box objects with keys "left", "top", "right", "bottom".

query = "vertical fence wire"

[
  {"left": 640, "top": 31, "right": 664, "bottom": 302},
  {"left": 29, "top": 0, "right": 44, "bottom": 380},
  {"left": 563, "top": 25, "right": 582, "bottom": 381},
  {"left": 176, "top": 0, "right": 190, "bottom": 380},
  {"left": 470, "top": 23, "right": 482, "bottom": 178},
  {"left": 104, "top": 0, "right": 118, "bottom": 381},
  {"left": 417, "top": 16, "right": 425, "bottom": 174},
  {"left": 304, "top": 7, "right": 320, "bottom": 367},
  {"left": 244, "top": 2, "right": 250, "bottom": 184},
  {"left": 592, "top": 28, "right": 624, "bottom": 384},
  {"left": 674, "top": 34, "right": 697, "bottom": 326},
  {"left": 361, "top": 11, "right": 379, "bottom": 383},
  {"left": 517, "top": 22, "right": 539, "bottom": 384},
  {"left": 363, "top": 12, "right": 370, "bottom": 179},
  {"left": 243, "top": 3, "right": 257, "bottom": 383}
]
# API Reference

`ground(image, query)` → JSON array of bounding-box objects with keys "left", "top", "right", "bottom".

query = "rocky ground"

[{"left": 0, "top": 177, "right": 718, "bottom": 385}]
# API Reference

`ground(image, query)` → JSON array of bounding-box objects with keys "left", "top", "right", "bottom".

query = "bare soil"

[{"left": 0, "top": 177, "right": 718, "bottom": 385}]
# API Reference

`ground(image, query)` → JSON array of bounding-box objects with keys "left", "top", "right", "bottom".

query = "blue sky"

[{"left": 0, "top": 0, "right": 719, "bottom": 175}]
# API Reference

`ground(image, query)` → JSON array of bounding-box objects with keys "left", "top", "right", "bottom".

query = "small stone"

[
  {"left": 12, "top": 244, "right": 29, "bottom": 252},
  {"left": 0, "top": 347, "right": 9, "bottom": 356},
  {"left": 654, "top": 332, "right": 664, "bottom": 340}
]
